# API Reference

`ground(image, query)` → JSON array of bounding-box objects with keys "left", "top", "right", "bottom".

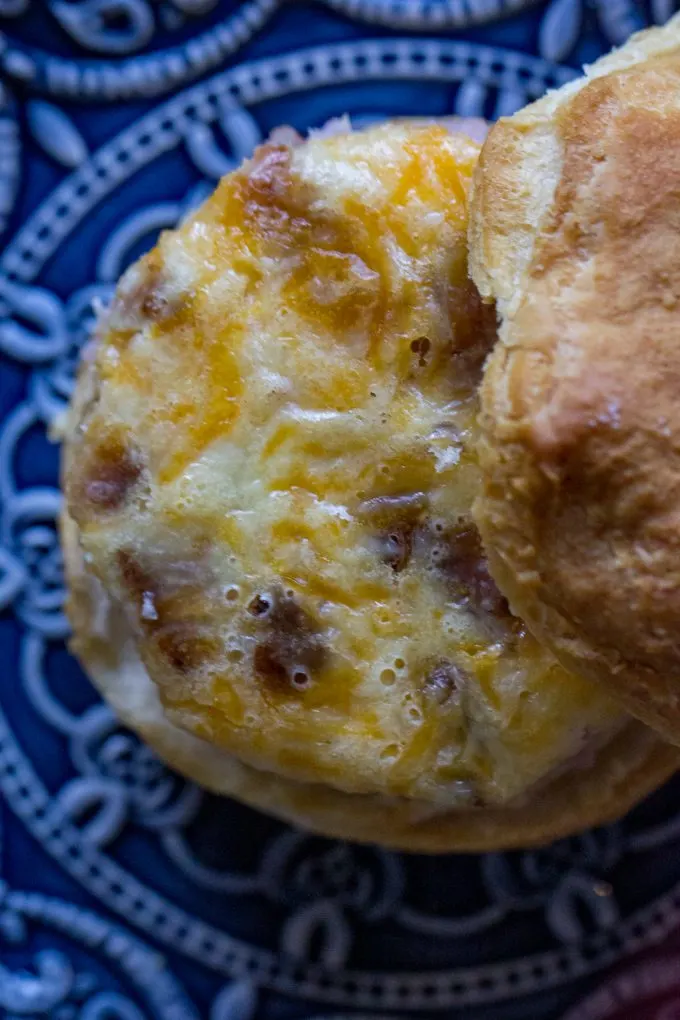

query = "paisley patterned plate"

[{"left": 2, "top": 2, "right": 680, "bottom": 1018}]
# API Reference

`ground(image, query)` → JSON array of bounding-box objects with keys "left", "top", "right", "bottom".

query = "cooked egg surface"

[{"left": 65, "top": 123, "right": 625, "bottom": 808}]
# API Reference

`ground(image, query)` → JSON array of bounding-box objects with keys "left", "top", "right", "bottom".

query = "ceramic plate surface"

[{"left": 2, "top": 2, "right": 680, "bottom": 1018}]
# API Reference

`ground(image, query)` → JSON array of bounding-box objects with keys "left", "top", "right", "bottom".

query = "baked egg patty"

[{"left": 64, "top": 122, "right": 626, "bottom": 809}]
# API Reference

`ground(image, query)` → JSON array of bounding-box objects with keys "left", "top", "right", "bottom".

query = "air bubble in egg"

[{"left": 291, "top": 666, "right": 312, "bottom": 690}]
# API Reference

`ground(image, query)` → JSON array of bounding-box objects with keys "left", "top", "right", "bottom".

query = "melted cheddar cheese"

[{"left": 65, "top": 123, "right": 625, "bottom": 808}]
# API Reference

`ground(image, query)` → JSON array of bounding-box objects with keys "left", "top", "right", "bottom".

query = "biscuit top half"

[{"left": 471, "top": 15, "right": 680, "bottom": 743}]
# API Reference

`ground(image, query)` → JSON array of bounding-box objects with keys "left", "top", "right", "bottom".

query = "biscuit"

[{"left": 470, "top": 15, "right": 680, "bottom": 743}]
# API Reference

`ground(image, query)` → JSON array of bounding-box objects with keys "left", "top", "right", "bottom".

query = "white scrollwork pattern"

[
  {"left": 3, "top": 5, "right": 680, "bottom": 1020},
  {"left": 0, "top": 813, "right": 200, "bottom": 1018}
]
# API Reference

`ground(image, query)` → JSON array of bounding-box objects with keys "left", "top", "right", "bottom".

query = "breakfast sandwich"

[{"left": 60, "top": 113, "right": 679, "bottom": 851}]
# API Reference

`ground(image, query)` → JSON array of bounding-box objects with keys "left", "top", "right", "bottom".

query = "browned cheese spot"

[
  {"left": 82, "top": 435, "right": 143, "bottom": 512},
  {"left": 117, "top": 548, "right": 154, "bottom": 614},
  {"left": 422, "top": 660, "right": 468, "bottom": 706},
  {"left": 358, "top": 492, "right": 429, "bottom": 573},
  {"left": 250, "top": 586, "right": 325, "bottom": 695},
  {"left": 253, "top": 644, "right": 288, "bottom": 689},
  {"left": 448, "top": 282, "right": 497, "bottom": 388},
  {"left": 239, "top": 144, "right": 300, "bottom": 238},
  {"left": 232, "top": 143, "right": 385, "bottom": 352},
  {"left": 155, "top": 622, "right": 220, "bottom": 675},
  {"left": 117, "top": 549, "right": 219, "bottom": 673},
  {"left": 436, "top": 524, "right": 514, "bottom": 621},
  {"left": 110, "top": 248, "right": 182, "bottom": 330}
]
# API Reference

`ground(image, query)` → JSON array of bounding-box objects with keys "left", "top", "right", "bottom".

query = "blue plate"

[{"left": 2, "top": 3, "right": 680, "bottom": 1018}]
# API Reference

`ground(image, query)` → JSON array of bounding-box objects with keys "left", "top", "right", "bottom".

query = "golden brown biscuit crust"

[{"left": 471, "top": 15, "right": 680, "bottom": 742}]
